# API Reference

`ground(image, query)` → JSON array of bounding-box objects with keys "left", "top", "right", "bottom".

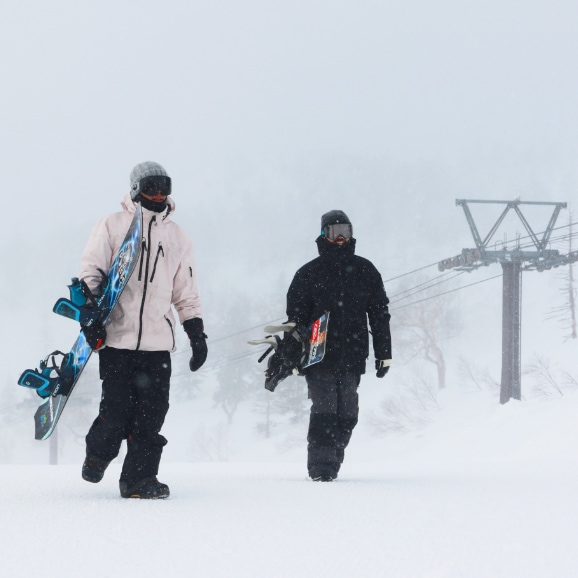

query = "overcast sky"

[
  {"left": 2, "top": 0, "right": 578, "bottom": 371},
  {"left": 3, "top": 0, "right": 578, "bottom": 197}
]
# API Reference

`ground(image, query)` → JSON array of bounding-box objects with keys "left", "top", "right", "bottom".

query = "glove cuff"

[
  {"left": 183, "top": 317, "right": 205, "bottom": 340},
  {"left": 377, "top": 359, "right": 392, "bottom": 368}
]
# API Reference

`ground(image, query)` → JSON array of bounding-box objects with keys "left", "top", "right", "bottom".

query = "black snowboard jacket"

[{"left": 286, "top": 237, "right": 391, "bottom": 375}]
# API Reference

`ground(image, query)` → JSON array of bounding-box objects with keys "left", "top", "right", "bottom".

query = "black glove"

[
  {"left": 278, "top": 332, "right": 303, "bottom": 367},
  {"left": 82, "top": 320, "right": 106, "bottom": 350},
  {"left": 375, "top": 359, "right": 391, "bottom": 378},
  {"left": 183, "top": 318, "right": 208, "bottom": 372}
]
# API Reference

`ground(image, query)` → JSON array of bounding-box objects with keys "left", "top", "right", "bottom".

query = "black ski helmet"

[{"left": 321, "top": 210, "right": 351, "bottom": 231}]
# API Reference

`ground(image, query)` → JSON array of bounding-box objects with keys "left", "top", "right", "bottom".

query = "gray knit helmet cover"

[{"left": 129, "top": 161, "right": 168, "bottom": 200}]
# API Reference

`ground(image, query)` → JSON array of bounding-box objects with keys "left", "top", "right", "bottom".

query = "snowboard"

[
  {"left": 249, "top": 312, "right": 330, "bottom": 391},
  {"left": 18, "top": 204, "right": 143, "bottom": 440}
]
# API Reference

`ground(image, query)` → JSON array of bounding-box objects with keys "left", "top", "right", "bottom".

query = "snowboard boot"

[
  {"left": 119, "top": 477, "right": 170, "bottom": 499},
  {"left": 82, "top": 454, "right": 111, "bottom": 483},
  {"left": 310, "top": 470, "right": 336, "bottom": 482}
]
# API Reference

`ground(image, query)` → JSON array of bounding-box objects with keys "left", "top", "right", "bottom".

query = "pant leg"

[
  {"left": 120, "top": 350, "right": 171, "bottom": 487},
  {"left": 306, "top": 369, "right": 340, "bottom": 477},
  {"left": 334, "top": 372, "right": 361, "bottom": 472},
  {"left": 86, "top": 348, "right": 137, "bottom": 463}
]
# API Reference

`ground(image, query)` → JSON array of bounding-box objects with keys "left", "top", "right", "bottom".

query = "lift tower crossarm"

[
  {"left": 540, "top": 202, "right": 566, "bottom": 249},
  {"left": 455, "top": 199, "right": 484, "bottom": 249},
  {"left": 455, "top": 199, "right": 567, "bottom": 252}
]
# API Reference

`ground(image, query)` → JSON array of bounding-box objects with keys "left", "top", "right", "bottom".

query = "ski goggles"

[
  {"left": 322, "top": 223, "right": 353, "bottom": 240},
  {"left": 139, "top": 175, "right": 172, "bottom": 196}
]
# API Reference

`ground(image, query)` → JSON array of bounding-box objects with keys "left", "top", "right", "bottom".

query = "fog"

[
  {"left": 4, "top": 1, "right": 578, "bottom": 206},
  {"left": 2, "top": 0, "right": 578, "bottom": 468}
]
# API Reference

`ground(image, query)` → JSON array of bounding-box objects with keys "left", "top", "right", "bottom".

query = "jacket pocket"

[
  {"left": 150, "top": 242, "right": 164, "bottom": 283},
  {"left": 164, "top": 315, "right": 175, "bottom": 351}
]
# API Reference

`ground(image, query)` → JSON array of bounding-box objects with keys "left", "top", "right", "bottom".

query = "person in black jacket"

[{"left": 286, "top": 210, "right": 391, "bottom": 482}]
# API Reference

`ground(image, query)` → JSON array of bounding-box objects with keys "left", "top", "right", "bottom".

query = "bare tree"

[
  {"left": 270, "top": 376, "right": 309, "bottom": 424},
  {"left": 253, "top": 390, "right": 277, "bottom": 439},
  {"left": 366, "top": 370, "right": 439, "bottom": 436},
  {"left": 189, "top": 424, "right": 230, "bottom": 462},
  {"left": 213, "top": 354, "right": 253, "bottom": 425},
  {"left": 524, "top": 354, "right": 578, "bottom": 398},
  {"left": 457, "top": 356, "right": 500, "bottom": 391},
  {"left": 391, "top": 276, "right": 461, "bottom": 389},
  {"left": 548, "top": 211, "right": 577, "bottom": 341},
  {"left": 252, "top": 375, "right": 308, "bottom": 439}
]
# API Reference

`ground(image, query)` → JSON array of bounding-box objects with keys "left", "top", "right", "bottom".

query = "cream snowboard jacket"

[{"left": 79, "top": 193, "right": 203, "bottom": 352}]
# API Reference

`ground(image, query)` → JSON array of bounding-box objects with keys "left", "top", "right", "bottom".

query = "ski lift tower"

[{"left": 438, "top": 199, "right": 567, "bottom": 404}]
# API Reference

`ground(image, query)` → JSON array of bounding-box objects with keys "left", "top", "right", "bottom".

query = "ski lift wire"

[
  {"left": 389, "top": 271, "right": 466, "bottom": 303},
  {"left": 208, "top": 317, "right": 285, "bottom": 345},
  {"left": 391, "top": 273, "right": 503, "bottom": 311},
  {"left": 382, "top": 261, "right": 440, "bottom": 284}
]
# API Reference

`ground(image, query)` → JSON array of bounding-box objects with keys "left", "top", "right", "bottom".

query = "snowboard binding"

[
  {"left": 248, "top": 322, "right": 307, "bottom": 392},
  {"left": 249, "top": 313, "right": 330, "bottom": 392},
  {"left": 18, "top": 350, "right": 76, "bottom": 399},
  {"left": 19, "top": 274, "right": 109, "bottom": 400},
  {"left": 52, "top": 272, "right": 107, "bottom": 325}
]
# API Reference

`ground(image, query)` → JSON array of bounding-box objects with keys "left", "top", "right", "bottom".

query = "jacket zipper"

[
  {"left": 138, "top": 239, "right": 147, "bottom": 281},
  {"left": 136, "top": 215, "right": 156, "bottom": 350},
  {"left": 149, "top": 242, "right": 164, "bottom": 283}
]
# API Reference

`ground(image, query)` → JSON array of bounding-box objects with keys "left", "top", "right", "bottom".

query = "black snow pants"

[
  {"left": 85, "top": 347, "right": 171, "bottom": 488},
  {"left": 305, "top": 367, "right": 360, "bottom": 478}
]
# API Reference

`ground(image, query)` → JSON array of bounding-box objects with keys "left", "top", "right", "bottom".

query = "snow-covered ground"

[{"left": 3, "top": 384, "right": 578, "bottom": 578}]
